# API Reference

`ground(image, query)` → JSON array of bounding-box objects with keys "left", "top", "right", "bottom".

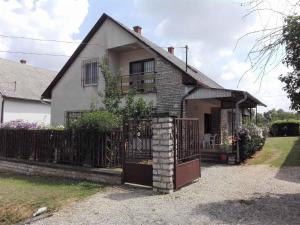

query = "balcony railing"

[{"left": 120, "top": 72, "right": 156, "bottom": 93}]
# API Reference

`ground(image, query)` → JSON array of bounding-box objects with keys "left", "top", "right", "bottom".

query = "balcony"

[{"left": 120, "top": 72, "right": 156, "bottom": 94}]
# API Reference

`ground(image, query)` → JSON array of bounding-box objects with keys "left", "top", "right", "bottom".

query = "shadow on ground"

[
  {"left": 193, "top": 193, "right": 300, "bottom": 225},
  {"left": 276, "top": 137, "right": 300, "bottom": 183}
]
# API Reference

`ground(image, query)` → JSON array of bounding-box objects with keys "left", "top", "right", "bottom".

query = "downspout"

[
  {"left": 235, "top": 91, "right": 247, "bottom": 163},
  {"left": 0, "top": 95, "right": 4, "bottom": 124},
  {"left": 180, "top": 86, "right": 198, "bottom": 118}
]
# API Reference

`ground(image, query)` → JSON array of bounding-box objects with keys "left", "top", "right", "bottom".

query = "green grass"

[
  {"left": 0, "top": 172, "right": 103, "bottom": 225},
  {"left": 248, "top": 136, "right": 300, "bottom": 167}
]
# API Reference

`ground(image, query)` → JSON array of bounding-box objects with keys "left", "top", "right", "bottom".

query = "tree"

[
  {"left": 99, "top": 55, "right": 122, "bottom": 115},
  {"left": 98, "top": 55, "right": 153, "bottom": 119},
  {"left": 279, "top": 16, "right": 300, "bottom": 111},
  {"left": 238, "top": 1, "right": 300, "bottom": 109}
]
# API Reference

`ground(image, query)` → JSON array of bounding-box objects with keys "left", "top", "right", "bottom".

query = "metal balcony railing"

[{"left": 120, "top": 72, "right": 156, "bottom": 93}]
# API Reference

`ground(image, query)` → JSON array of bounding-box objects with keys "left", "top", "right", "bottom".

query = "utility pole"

[{"left": 185, "top": 45, "right": 188, "bottom": 72}]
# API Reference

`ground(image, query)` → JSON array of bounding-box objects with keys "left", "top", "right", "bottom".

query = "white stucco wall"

[
  {"left": 185, "top": 99, "right": 221, "bottom": 135},
  {"left": 2, "top": 99, "right": 51, "bottom": 124},
  {"left": 51, "top": 18, "right": 158, "bottom": 126}
]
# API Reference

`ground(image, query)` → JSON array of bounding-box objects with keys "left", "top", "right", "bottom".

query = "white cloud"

[
  {"left": 0, "top": 0, "right": 89, "bottom": 71},
  {"left": 134, "top": 0, "right": 294, "bottom": 111}
]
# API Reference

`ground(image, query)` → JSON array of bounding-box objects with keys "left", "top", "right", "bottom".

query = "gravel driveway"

[{"left": 29, "top": 164, "right": 300, "bottom": 225}]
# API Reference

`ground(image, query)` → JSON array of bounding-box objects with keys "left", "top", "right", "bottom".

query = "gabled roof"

[
  {"left": 42, "top": 13, "right": 222, "bottom": 99},
  {"left": 0, "top": 58, "right": 55, "bottom": 101}
]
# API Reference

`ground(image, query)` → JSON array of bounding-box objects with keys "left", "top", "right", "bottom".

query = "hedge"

[{"left": 270, "top": 120, "right": 300, "bottom": 136}]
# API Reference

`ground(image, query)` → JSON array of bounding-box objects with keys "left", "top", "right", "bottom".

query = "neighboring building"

[
  {"left": 0, "top": 58, "right": 55, "bottom": 124},
  {"left": 42, "top": 13, "right": 265, "bottom": 142}
]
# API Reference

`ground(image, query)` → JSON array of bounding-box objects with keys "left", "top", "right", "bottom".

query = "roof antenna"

[{"left": 185, "top": 45, "right": 188, "bottom": 72}]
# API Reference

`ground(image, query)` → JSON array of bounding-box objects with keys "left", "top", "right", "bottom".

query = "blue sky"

[{"left": 0, "top": 0, "right": 295, "bottom": 112}]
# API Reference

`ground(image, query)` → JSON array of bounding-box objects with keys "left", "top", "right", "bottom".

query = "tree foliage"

[
  {"left": 99, "top": 55, "right": 122, "bottom": 115},
  {"left": 70, "top": 111, "right": 121, "bottom": 132},
  {"left": 279, "top": 15, "right": 300, "bottom": 111},
  {"left": 238, "top": 1, "right": 299, "bottom": 110},
  {"left": 99, "top": 55, "right": 153, "bottom": 119}
]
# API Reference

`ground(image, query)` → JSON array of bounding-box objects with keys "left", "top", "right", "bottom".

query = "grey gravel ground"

[{"left": 30, "top": 164, "right": 300, "bottom": 225}]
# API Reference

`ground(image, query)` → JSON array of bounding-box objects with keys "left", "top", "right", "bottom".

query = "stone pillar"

[{"left": 152, "top": 114, "right": 174, "bottom": 194}]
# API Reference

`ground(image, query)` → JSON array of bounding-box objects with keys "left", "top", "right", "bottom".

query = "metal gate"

[
  {"left": 122, "top": 119, "right": 153, "bottom": 186},
  {"left": 174, "top": 118, "right": 201, "bottom": 189}
]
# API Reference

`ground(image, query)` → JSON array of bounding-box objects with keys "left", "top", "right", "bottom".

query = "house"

[
  {"left": 0, "top": 58, "right": 55, "bottom": 125},
  {"left": 42, "top": 13, "right": 265, "bottom": 153}
]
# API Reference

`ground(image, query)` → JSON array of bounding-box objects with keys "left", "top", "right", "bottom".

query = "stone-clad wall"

[
  {"left": 152, "top": 116, "right": 174, "bottom": 194},
  {"left": 0, "top": 158, "right": 121, "bottom": 185},
  {"left": 155, "top": 57, "right": 186, "bottom": 116}
]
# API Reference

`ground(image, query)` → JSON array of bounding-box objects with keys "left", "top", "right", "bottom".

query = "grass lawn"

[
  {"left": 248, "top": 136, "right": 300, "bottom": 167},
  {"left": 0, "top": 172, "right": 103, "bottom": 225}
]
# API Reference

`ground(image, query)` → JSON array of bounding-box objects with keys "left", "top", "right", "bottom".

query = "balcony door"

[{"left": 129, "top": 59, "right": 155, "bottom": 92}]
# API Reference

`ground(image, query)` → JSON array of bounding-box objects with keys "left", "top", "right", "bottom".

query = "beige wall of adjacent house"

[
  {"left": 185, "top": 99, "right": 221, "bottom": 136},
  {"left": 51, "top": 18, "right": 157, "bottom": 126}
]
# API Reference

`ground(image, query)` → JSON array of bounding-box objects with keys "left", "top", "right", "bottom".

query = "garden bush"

[
  {"left": 270, "top": 120, "right": 300, "bottom": 136},
  {"left": 239, "top": 124, "right": 266, "bottom": 161},
  {"left": 69, "top": 110, "right": 121, "bottom": 132},
  {"left": 0, "top": 120, "right": 41, "bottom": 129}
]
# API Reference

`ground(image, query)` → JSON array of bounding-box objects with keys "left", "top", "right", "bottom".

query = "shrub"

[
  {"left": 0, "top": 120, "right": 41, "bottom": 129},
  {"left": 239, "top": 124, "right": 266, "bottom": 161},
  {"left": 270, "top": 120, "right": 300, "bottom": 136},
  {"left": 69, "top": 111, "right": 121, "bottom": 132}
]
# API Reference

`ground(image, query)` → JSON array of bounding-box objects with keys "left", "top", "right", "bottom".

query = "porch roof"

[{"left": 185, "top": 87, "right": 267, "bottom": 109}]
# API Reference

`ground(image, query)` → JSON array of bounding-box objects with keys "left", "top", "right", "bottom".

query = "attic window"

[{"left": 82, "top": 58, "right": 99, "bottom": 86}]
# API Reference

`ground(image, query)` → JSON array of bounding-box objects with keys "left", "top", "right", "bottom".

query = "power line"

[
  {"left": 0, "top": 34, "right": 186, "bottom": 49},
  {"left": 0, "top": 50, "right": 74, "bottom": 58}
]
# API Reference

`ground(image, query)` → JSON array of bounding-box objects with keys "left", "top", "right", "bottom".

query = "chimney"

[
  {"left": 20, "top": 59, "right": 26, "bottom": 64},
  {"left": 168, "top": 46, "right": 174, "bottom": 55},
  {"left": 133, "top": 26, "right": 142, "bottom": 34}
]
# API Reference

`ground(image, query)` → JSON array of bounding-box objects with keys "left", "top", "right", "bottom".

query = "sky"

[{"left": 0, "top": 0, "right": 297, "bottom": 113}]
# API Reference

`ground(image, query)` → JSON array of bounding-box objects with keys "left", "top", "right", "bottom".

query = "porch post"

[{"left": 152, "top": 113, "right": 174, "bottom": 194}]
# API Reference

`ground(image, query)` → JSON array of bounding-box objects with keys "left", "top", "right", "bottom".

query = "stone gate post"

[{"left": 152, "top": 113, "right": 175, "bottom": 194}]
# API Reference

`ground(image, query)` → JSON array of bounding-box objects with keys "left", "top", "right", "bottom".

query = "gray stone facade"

[
  {"left": 152, "top": 116, "right": 175, "bottom": 193},
  {"left": 155, "top": 57, "right": 186, "bottom": 116}
]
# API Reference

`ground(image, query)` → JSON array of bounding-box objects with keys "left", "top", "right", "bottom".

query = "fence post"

[{"left": 152, "top": 113, "right": 175, "bottom": 194}]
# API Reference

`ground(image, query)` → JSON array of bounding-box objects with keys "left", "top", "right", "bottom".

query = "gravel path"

[{"left": 30, "top": 164, "right": 300, "bottom": 225}]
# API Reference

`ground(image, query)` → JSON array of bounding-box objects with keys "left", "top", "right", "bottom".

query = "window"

[
  {"left": 129, "top": 59, "right": 154, "bottom": 75},
  {"left": 82, "top": 59, "right": 99, "bottom": 86}
]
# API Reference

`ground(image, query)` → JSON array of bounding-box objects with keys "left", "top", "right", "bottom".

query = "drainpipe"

[
  {"left": 235, "top": 91, "right": 247, "bottom": 163},
  {"left": 0, "top": 96, "right": 4, "bottom": 124}
]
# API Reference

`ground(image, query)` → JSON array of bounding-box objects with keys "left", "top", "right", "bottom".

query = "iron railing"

[
  {"left": 120, "top": 72, "right": 156, "bottom": 93},
  {"left": 174, "top": 118, "right": 201, "bottom": 163}
]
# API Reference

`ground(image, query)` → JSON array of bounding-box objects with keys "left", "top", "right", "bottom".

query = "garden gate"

[
  {"left": 122, "top": 119, "right": 153, "bottom": 186},
  {"left": 174, "top": 118, "right": 201, "bottom": 189}
]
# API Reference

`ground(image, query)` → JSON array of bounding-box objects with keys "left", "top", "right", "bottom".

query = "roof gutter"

[{"left": 235, "top": 91, "right": 247, "bottom": 163}]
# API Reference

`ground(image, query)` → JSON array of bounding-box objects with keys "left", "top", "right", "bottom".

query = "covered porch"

[{"left": 183, "top": 87, "right": 266, "bottom": 163}]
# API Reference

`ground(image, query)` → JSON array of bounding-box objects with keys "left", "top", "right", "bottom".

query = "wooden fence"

[{"left": 0, "top": 129, "right": 122, "bottom": 168}]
